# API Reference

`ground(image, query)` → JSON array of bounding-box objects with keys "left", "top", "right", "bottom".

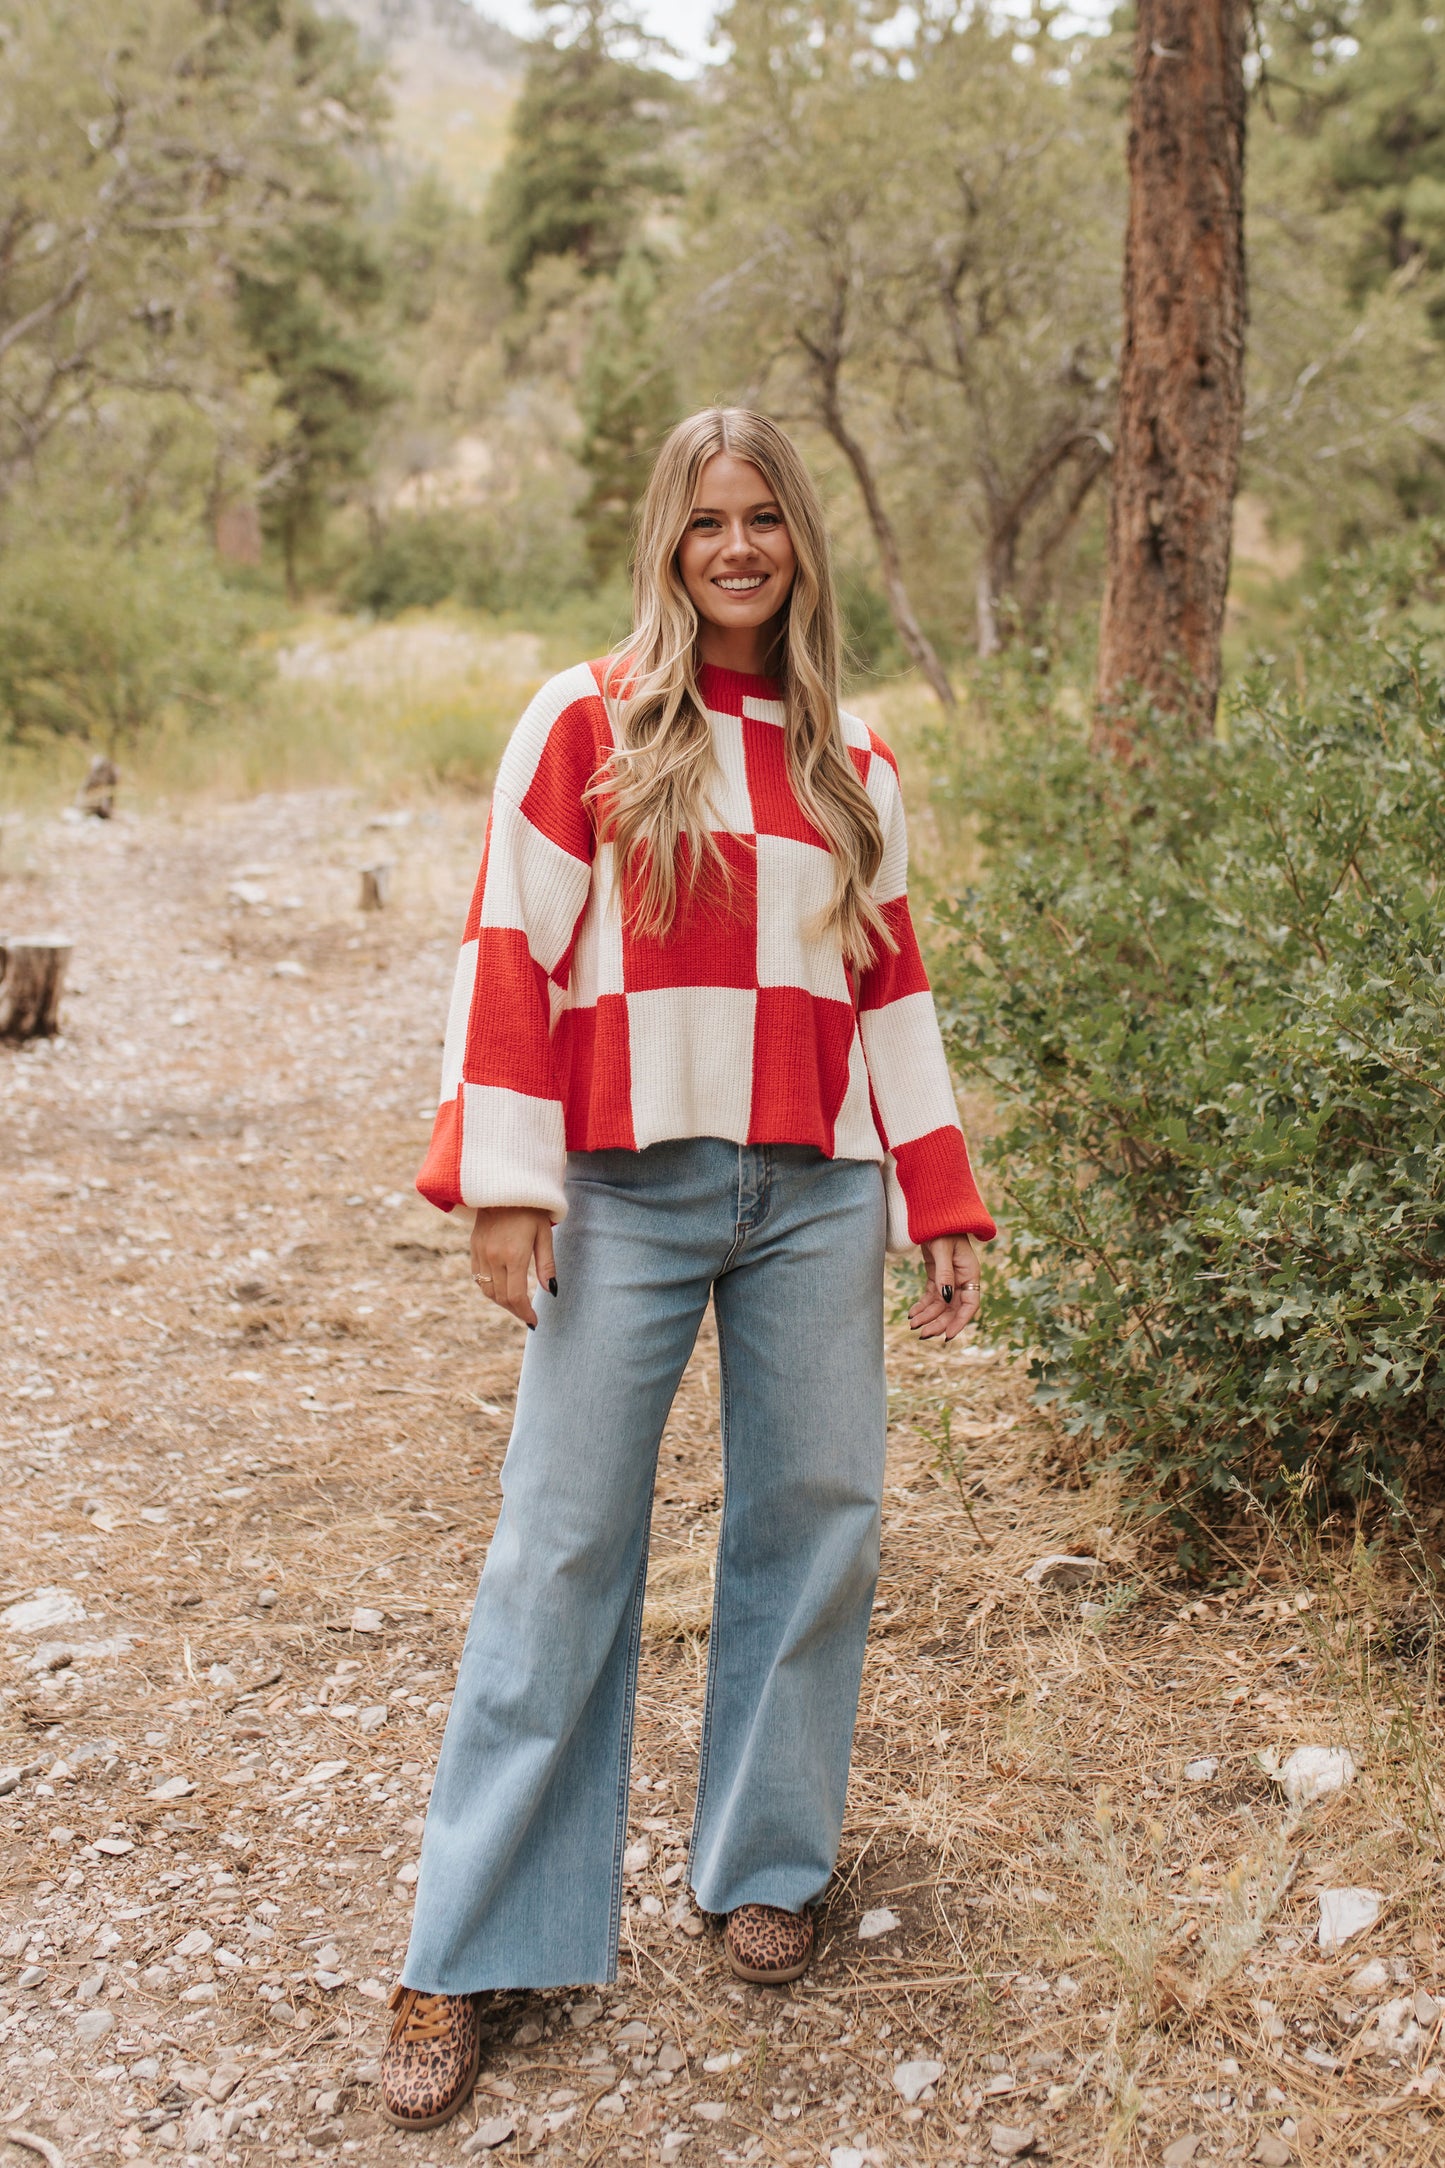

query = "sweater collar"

[{"left": 697, "top": 661, "right": 783, "bottom": 707}]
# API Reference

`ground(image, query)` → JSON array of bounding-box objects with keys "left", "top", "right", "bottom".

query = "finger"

[
  {"left": 926, "top": 1237, "right": 956, "bottom": 1305},
  {"left": 498, "top": 1250, "right": 537, "bottom": 1329},
  {"left": 534, "top": 1219, "right": 558, "bottom": 1298}
]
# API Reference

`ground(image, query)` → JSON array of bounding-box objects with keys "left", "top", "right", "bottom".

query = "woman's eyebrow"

[{"left": 690, "top": 500, "right": 784, "bottom": 515}]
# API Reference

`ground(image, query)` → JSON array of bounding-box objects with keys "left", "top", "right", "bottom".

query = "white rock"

[
  {"left": 694, "top": 2103, "right": 727, "bottom": 2122},
  {"left": 1260, "top": 1745, "right": 1358, "bottom": 1807},
  {"left": 892, "top": 2058, "right": 945, "bottom": 2105},
  {"left": 1184, "top": 1758, "right": 1218, "bottom": 1782},
  {"left": 989, "top": 2125, "right": 1036, "bottom": 2160},
  {"left": 181, "top": 1982, "right": 218, "bottom": 2003},
  {"left": 462, "top": 2120, "right": 517, "bottom": 2154},
  {"left": 830, "top": 2152, "right": 866, "bottom": 2168},
  {"left": 350, "top": 1607, "right": 384, "bottom": 1634},
  {"left": 857, "top": 1907, "right": 901, "bottom": 1940},
  {"left": 394, "top": 1861, "right": 419, "bottom": 1886},
  {"left": 93, "top": 1836, "right": 134, "bottom": 1856},
  {"left": 623, "top": 1838, "right": 651, "bottom": 1875},
  {"left": 175, "top": 1930, "right": 214, "bottom": 1959},
  {"left": 271, "top": 960, "right": 307, "bottom": 979},
  {"left": 3, "top": 1588, "right": 87, "bottom": 1634},
  {"left": 228, "top": 880, "right": 268, "bottom": 906},
  {"left": 75, "top": 2008, "right": 115, "bottom": 2043},
  {"left": 1349, "top": 1958, "right": 1390, "bottom": 1994},
  {"left": 660, "top": 2136, "right": 690, "bottom": 2162},
  {"left": 1362, "top": 1995, "right": 1422, "bottom": 2057},
  {"left": 703, "top": 2050, "right": 740, "bottom": 2073},
  {"left": 1022, "top": 1554, "right": 1098, "bottom": 1590},
  {"left": 1317, "top": 1887, "right": 1382, "bottom": 1950},
  {"left": 314, "top": 1944, "right": 342, "bottom": 1971},
  {"left": 1161, "top": 2140, "right": 1202, "bottom": 2167},
  {"left": 150, "top": 1775, "right": 196, "bottom": 1801},
  {"left": 569, "top": 1998, "right": 602, "bottom": 2030},
  {"left": 358, "top": 1705, "right": 388, "bottom": 1734},
  {"left": 303, "top": 1760, "right": 349, "bottom": 1786}
]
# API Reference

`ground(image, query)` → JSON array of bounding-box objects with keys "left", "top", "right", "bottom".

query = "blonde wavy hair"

[{"left": 595, "top": 407, "right": 895, "bottom": 967}]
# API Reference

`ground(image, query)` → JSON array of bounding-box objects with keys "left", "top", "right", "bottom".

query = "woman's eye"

[
  {"left": 690, "top": 514, "right": 719, "bottom": 531},
  {"left": 754, "top": 512, "right": 782, "bottom": 528}
]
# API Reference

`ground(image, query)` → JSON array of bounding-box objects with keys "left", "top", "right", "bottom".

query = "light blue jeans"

[{"left": 402, "top": 1137, "right": 887, "bottom": 1992}]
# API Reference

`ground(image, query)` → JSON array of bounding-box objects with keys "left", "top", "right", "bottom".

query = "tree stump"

[
  {"left": 76, "top": 755, "right": 118, "bottom": 819},
  {"left": 359, "top": 864, "right": 391, "bottom": 911},
  {"left": 0, "top": 939, "right": 72, "bottom": 1040}
]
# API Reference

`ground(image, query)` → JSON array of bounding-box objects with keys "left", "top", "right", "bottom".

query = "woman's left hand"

[{"left": 908, "top": 1235, "right": 982, "bottom": 1342}]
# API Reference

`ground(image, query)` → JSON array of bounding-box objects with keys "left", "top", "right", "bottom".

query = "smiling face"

[{"left": 676, "top": 451, "right": 798, "bottom": 671}]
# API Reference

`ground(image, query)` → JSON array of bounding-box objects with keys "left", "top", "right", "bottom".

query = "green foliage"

[
  {"left": 339, "top": 511, "right": 500, "bottom": 616},
  {"left": 0, "top": 0, "right": 389, "bottom": 514},
  {"left": 486, "top": 1, "right": 685, "bottom": 298},
  {"left": 236, "top": 220, "right": 395, "bottom": 593},
  {"left": 338, "top": 485, "right": 594, "bottom": 619},
  {"left": 0, "top": 536, "right": 268, "bottom": 750},
  {"left": 932, "top": 528, "right": 1445, "bottom": 1530},
  {"left": 576, "top": 247, "right": 679, "bottom": 580}
]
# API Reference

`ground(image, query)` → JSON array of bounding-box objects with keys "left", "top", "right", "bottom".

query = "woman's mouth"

[{"left": 713, "top": 575, "right": 769, "bottom": 593}]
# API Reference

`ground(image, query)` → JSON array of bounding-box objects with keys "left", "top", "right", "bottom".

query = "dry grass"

[{"left": 2, "top": 771, "right": 1444, "bottom": 2168}]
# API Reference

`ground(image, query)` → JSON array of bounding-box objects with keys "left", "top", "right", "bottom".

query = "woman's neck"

[{"left": 696, "top": 618, "right": 781, "bottom": 678}]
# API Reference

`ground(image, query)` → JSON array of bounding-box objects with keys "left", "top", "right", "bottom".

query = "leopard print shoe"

[
  {"left": 379, "top": 1983, "right": 482, "bottom": 2130},
  {"left": 725, "top": 1903, "right": 815, "bottom": 1985}
]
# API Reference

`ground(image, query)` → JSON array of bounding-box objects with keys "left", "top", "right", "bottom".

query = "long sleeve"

[
  {"left": 856, "top": 745, "right": 996, "bottom": 1251},
  {"left": 415, "top": 666, "right": 604, "bottom": 1219}
]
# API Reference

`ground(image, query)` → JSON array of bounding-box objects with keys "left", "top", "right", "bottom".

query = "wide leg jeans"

[{"left": 402, "top": 1137, "right": 887, "bottom": 1992}]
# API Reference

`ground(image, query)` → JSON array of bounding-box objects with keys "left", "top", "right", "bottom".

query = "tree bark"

[
  {"left": 1095, "top": 0, "right": 1247, "bottom": 743},
  {"left": 0, "top": 940, "right": 71, "bottom": 1040}
]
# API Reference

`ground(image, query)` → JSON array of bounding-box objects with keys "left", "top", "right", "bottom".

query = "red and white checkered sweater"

[{"left": 416, "top": 660, "right": 995, "bottom": 1251}]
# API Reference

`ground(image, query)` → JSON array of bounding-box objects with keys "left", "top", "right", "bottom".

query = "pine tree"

[
  {"left": 576, "top": 248, "right": 678, "bottom": 581},
  {"left": 487, "top": 1, "right": 685, "bottom": 298}
]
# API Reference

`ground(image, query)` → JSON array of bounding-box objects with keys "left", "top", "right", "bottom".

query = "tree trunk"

[
  {"left": 809, "top": 385, "right": 957, "bottom": 711},
  {"left": 0, "top": 939, "right": 71, "bottom": 1039},
  {"left": 1095, "top": 0, "right": 1247, "bottom": 744}
]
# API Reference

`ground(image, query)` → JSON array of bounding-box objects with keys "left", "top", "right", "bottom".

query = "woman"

[{"left": 380, "top": 408, "right": 995, "bottom": 2131}]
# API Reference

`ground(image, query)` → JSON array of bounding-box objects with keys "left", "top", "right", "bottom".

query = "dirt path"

[{"left": 2, "top": 789, "right": 1440, "bottom": 2168}]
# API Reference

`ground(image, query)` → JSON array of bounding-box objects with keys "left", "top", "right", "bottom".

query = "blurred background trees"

[{"left": 2, "top": 0, "right": 1443, "bottom": 727}]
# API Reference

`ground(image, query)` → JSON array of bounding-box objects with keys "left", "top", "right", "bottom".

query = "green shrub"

[
  {"left": 339, "top": 487, "right": 593, "bottom": 621},
  {"left": 0, "top": 537, "right": 267, "bottom": 749},
  {"left": 339, "top": 511, "right": 502, "bottom": 617},
  {"left": 933, "top": 535, "right": 1445, "bottom": 1538}
]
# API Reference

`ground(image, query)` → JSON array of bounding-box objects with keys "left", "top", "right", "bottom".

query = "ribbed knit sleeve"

[
  {"left": 415, "top": 665, "right": 606, "bottom": 1219},
  {"left": 855, "top": 741, "right": 996, "bottom": 1251}
]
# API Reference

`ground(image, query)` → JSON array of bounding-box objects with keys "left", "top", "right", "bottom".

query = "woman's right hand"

[{"left": 470, "top": 1207, "right": 557, "bottom": 1329}]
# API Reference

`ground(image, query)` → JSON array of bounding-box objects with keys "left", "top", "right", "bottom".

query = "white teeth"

[{"left": 716, "top": 577, "right": 766, "bottom": 591}]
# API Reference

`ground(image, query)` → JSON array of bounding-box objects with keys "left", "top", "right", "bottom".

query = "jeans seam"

[
  {"left": 606, "top": 1501, "right": 655, "bottom": 1976},
  {"left": 687, "top": 1326, "right": 733, "bottom": 1891}
]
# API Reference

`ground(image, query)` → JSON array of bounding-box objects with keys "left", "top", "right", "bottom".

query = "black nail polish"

[
  {"left": 548, "top": 1278, "right": 558, "bottom": 1297},
  {"left": 527, "top": 1322, "right": 536, "bottom": 1332},
  {"left": 941, "top": 1285, "right": 953, "bottom": 1303}
]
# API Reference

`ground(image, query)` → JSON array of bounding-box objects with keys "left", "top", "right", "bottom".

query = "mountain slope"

[{"left": 320, "top": 0, "right": 523, "bottom": 200}]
